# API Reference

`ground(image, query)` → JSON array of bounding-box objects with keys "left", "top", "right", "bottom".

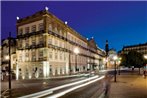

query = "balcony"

[
  {"left": 36, "top": 43, "right": 46, "bottom": 48},
  {"left": 38, "top": 57, "right": 47, "bottom": 61},
  {"left": 48, "top": 44, "right": 68, "bottom": 52},
  {"left": 17, "top": 46, "right": 24, "bottom": 50},
  {"left": 48, "top": 30, "right": 67, "bottom": 41},
  {"left": 17, "top": 30, "right": 45, "bottom": 38}
]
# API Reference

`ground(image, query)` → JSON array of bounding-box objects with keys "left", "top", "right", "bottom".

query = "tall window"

[
  {"left": 55, "top": 52, "right": 58, "bottom": 60},
  {"left": 59, "top": 41, "right": 62, "bottom": 47},
  {"left": 64, "top": 32, "right": 66, "bottom": 38},
  {"left": 32, "top": 50, "right": 36, "bottom": 61},
  {"left": 18, "top": 28, "right": 23, "bottom": 35},
  {"left": 39, "top": 36, "right": 44, "bottom": 44},
  {"left": 64, "top": 53, "right": 66, "bottom": 61},
  {"left": 60, "top": 52, "right": 62, "bottom": 60},
  {"left": 49, "top": 51, "right": 53, "bottom": 59},
  {"left": 32, "top": 37, "right": 36, "bottom": 45},
  {"left": 26, "top": 38, "right": 29, "bottom": 48},
  {"left": 39, "top": 49, "right": 43, "bottom": 59},
  {"left": 38, "top": 23, "right": 44, "bottom": 31},
  {"left": 19, "top": 40, "right": 23, "bottom": 48},
  {"left": 49, "top": 24, "right": 52, "bottom": 31},
  {"left": 55, "top": 39, "right": 58, "bottom": 46},
  {"left": 32, "top": 25, "right": 36, "bottom": 32},
  {"left": 62, "top": 42, "right": 64, "bottom": 48},
  {"left": 59, "top": 30, "right": 62, "bottom": 36},
  {"left": 25, "top": 27, "right": 30, "bottom": 34},
  {"left": 25, "top": 52, "right": 29, "bottom": 61},
  {"left": 55, "top": 27, "right": 58, "bottom": 33},
  {"left": 48, "top": 37, "right": 52, "bottom": 45},
  {"left": 19, "top": 54, "right": 22, "bottom": 61}
]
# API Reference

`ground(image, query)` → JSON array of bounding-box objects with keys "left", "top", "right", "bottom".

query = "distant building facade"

[
  {"left": 12, "top": 9, "right": 105, "bottom": 79},
  {"left": 1, "top": 37, "right": 17, "bottom": 74},
  {"left": 121, "top": 42, "right": 147, "bottom": 55}
]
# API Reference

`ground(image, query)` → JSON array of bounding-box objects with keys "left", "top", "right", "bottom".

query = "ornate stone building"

[{"left": 16, "top": 8, "right": 105, "bottom": 79}]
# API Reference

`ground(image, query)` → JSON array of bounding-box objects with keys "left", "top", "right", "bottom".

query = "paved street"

[
  {"left": 1, "top": 75, "right": 88, "bottom": 97},
  {"left": 58, "top": 77, "right": 105, "bottom": 98},
  {"left": 1, "top": 69, "right": 147, "bottom": 98},
  {"left": 109, "top": 70, "right": 147, "bottom": 98},
  {"left": 98, "top": 69, "right": 147, "bottom": 98}
]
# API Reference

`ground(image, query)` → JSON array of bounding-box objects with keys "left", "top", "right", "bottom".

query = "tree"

[
  {"left": 121, "top": 50, "right": 144, "bottom": 74},
  {"left": 128, "top": 51, "right": 144, "bottom": 74},
  {"left": 120, "top": 54, "right": 127, "bottom": 67}
]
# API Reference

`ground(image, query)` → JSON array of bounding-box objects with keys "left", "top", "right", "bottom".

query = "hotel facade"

[{"left": 15, "top": 9, "right": 105, "bottom": 79}]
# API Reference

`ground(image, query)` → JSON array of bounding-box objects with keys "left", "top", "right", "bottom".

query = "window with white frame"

[
  {"left": 32, "top": 37, "right": 36, "bottom": 45},
  {"left": 55, "top": 52, "right": 58, "bottom": 60},
  {"left": 49, "top": 51, "right": 53, "bottom": 59},
  {"left": 64, "top": 32, "right": 66, "bottom": 37},
  {"left": 32, "top": 50, "right": 36, "bottom": 61},
  {"left": 48, "top": 37, "right": 52, "bottom": 45},
  {"left": 39, "top": 36, "right": 44, "bottom": 44},
  {"left": 55, "top": 26, "right": 58, "bottom": 33},
  {"left": 59, "top": 41, "right": 62, "bottom": 47},
  {"left": 60, "top": 52, "right": 62, "bottom": 60},
  {"left": 26, "top": 38, "right": 29, "bottom": 47},
  {"left": 55, "top": 39, "right": 58, "bottom": 46},
  {"left": 19, "top": 54, "right": 22, "bottom": 61},
  {"left": 25, "top": 27, "right": 30, "bottom": 34},
  {"left": 25, "top": 52, "right": 29, "bottom": 61},
  {"left": 39, "top": 49, "right": 43, "bottom": 59},
  {"left": 18, "top": 28, "right": 23, "bottom": 35},
  {"left": 49, "top": 24, "right": 52, "bottom": 31},
  {"left": 38, "top": 23, "right": 44, "bottom": 31},
  {"left": 32, "top": 25, "right": 36, "bottom": 32},
  {"left": 64, "top": 53, "right": 66, "bottom": 61}
]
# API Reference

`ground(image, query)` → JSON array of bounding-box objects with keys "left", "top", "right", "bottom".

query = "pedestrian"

[
  {"left": 1, "top": 71, "right": 4, "bottom": 81},
  {"left": 103, "top": 74, "right": 110, "bottom": 98},
  {"left": 143, "top": 70, "right": 146, "bottom": 79}
]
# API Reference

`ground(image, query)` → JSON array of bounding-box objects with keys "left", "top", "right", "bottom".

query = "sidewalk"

[{"left": 109, "top": 71, "right": 147, "bottom": 98}]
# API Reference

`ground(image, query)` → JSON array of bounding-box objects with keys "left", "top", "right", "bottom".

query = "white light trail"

[
  {"left": 46, "top": 76, "right": 105, "bottom": 98},
  {"left": 19, "top": 76, "right": 99, "bottom": 98}
]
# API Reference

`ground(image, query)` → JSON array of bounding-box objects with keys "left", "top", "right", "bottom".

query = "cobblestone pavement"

[{"left": 108, "top": 70, "right": 147, "bottom": 98}]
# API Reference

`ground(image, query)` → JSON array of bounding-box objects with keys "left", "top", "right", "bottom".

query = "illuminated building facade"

[{"left": 16, "top": 8, "right": 105, "bottom": 79}]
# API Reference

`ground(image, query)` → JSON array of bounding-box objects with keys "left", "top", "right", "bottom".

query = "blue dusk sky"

[{"left": 1, "top": 1, "right": 147, "bottom": 51}]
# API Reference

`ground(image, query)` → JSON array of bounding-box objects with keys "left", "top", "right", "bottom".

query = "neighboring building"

[
  {"left": 0, "top": 46, "right": 1, "bottom": 66},
  {"left": 87, "top": 38, "right": 105, "bottom": 70},
  {"left": 16, "top": 8, "right": 105, "bottom": 79},
  {"left": 103, "top": 48, "right": 117, "bottom": 69},
  {"left": 1, "top": 37, "right": 17, "bottom": 73},
  {"left": 121, "top": 42, "right": 147, "bottom": 55}
]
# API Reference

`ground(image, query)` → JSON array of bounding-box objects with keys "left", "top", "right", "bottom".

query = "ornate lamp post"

[
  {"left": 74, "top": 47, "right": 80, "bottom": 72},
  {"left": 6, "top": 32, "right": 12, "bottom": 96},
  {"left": 113, "top": 55, "right": 118, "bottom": 82},
  {"left": 144, "top": 54, "right": 147, "bottom": 60},
  {"left": 118, "top": 57, "right": 122, "bottom": 75},
  {"left": 144, "top": 54, "right": 147, "bottom": 70}
]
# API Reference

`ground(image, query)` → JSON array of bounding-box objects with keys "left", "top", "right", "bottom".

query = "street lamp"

[
  {"left": 144, "top": 54, "right": 147, "bottom": 70},
  {"left": 144, "top": 54, "right": 147, "bottom": 59},
  {"left": 118, "top": 57, "right": 122, "bottom": 75},
  {"left": 113, "top": 55, "right": 118, "bottom": 82},
  {"left": 74, "top": 47, "right": 80, "bottom": 72},
  {"left": 5, "top": 55, "right": 9, "bottom": 60},
  {"left": 7, "top": 32, "right": 12, "bottom": 97},
  {"left": 103, "top": 58, "right": 108, "bottom": 70}
]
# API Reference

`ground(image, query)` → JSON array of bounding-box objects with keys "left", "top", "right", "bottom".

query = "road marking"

[
  {"left": 46, "top": 76, "right": 105, "bottom": 98},
  {"left": 19, "top": 75, "right": 99, "bottom": 98}
]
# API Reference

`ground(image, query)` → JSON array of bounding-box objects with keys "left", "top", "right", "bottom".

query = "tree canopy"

[{"left": 121, "top": 51, "right": 144, "bottom": 68}]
